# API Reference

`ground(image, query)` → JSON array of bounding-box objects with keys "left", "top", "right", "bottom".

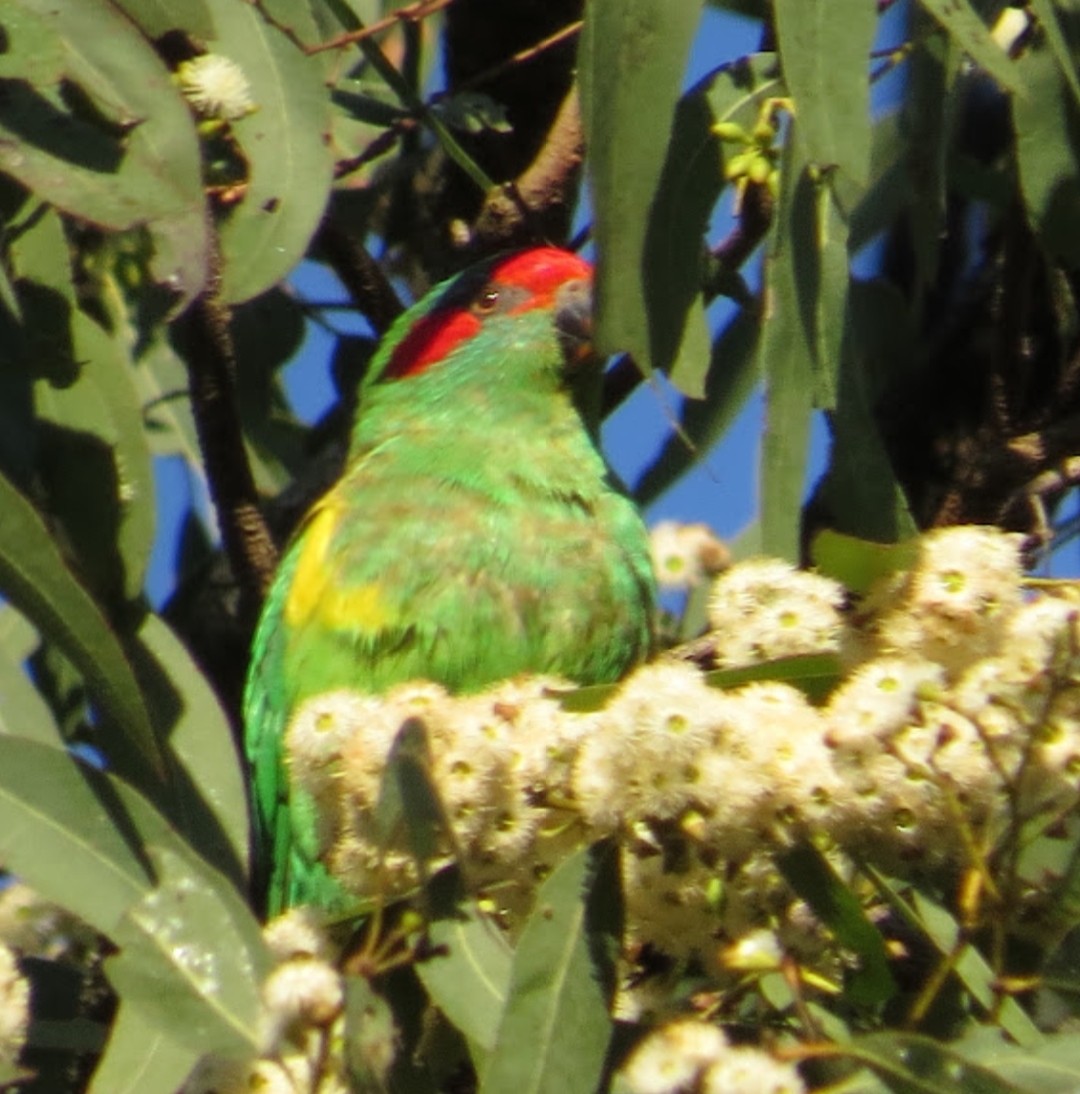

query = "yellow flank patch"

[
  {"left": 284, "top": 501, "right": 340, "bottom": 627},
  {"left": 321, "top": 581, "right": 393, "bottom": 632},
  {"left": 284, "top": 498, "right": 394, "bottom": 634}
]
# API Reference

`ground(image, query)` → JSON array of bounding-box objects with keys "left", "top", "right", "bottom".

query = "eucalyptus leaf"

[
  {"left": 482, "top": 844, "right": 618, "bottom": 1094},
  {"left": 206, "top": 0, "right": 335, "bottom": 303},
  {"left": 580, "top": 0, "right": 705, "bottom": 372},
  {"left": 0, "top": 737, "right": 151, "bottom": 936},
  {"left": 773, "top": 0, "right": 875, "bottom": 188},
  {"left": 0, "top": 469, "right": 165, "bottom": 788},
  {"left": 758, "top": 127, "right": 815, "bottom": 562},
  {"left": 106, "top": 846, "right": 266, "bottom": 1057},
  {"left": 419, "top": 873, "right": 513, "bottom": 1057},
  {"left": 917, "top": 0, "right": 1024, "bottom": 93},
  {"left": 2, "top": 0, "right": 209, "bottom": 305},
  {"left": 87, "top": 1004, "right": 200, "bottom": 1094}
]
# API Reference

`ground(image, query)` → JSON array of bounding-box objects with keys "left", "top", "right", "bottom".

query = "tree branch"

[
  {"left": 315, "top": 218, "right": 405, "bottom": 334},
  {"left": 469, "top": 83, "right": 585, "bottom": 251},
  {"left": 173, "top": 267, "right": 278, "bottom": 625}
]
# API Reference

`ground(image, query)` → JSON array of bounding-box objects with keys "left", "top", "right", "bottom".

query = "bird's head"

[{"left": 364, "top": 247, "right": 598, "bottom": 394}]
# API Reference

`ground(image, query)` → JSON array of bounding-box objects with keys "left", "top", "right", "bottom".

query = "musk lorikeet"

[{"left": 244, "top": 246, "right": 657, "bottom": 914}]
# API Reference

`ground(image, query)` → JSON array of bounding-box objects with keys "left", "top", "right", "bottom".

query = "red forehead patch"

[
  {"left": 383, "top": 247, "right": 592, "bottom": 381},
  {"left": 487, "top": 247, "right": 593, "bottom": 299}
]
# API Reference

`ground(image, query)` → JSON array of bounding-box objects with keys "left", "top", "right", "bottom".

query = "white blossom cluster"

[
  {"left": 0, "top": 944, "right": 28, "bottom": 1072},
  {"left": 176, "top": 54, "right": 255, "bottom": 121},
  {"left": 613, "top": 1018, "right": 805, "bottom": 1094},
  {"left": 284, "top": 526, "right": 1080, "bottom": 973},
  {"left": 185, "top": 909, "right": 364, "bottom": 1094}
]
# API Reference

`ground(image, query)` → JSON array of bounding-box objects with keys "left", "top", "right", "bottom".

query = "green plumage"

[{"left": 244, "top": 248, "right": 656, "bottom": 913}]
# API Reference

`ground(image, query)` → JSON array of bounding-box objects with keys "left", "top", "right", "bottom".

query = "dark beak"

[{"left": 554, "top": 277, "right": 595, "bottom": 367}]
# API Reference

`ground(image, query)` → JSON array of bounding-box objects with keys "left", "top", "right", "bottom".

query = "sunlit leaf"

[
  {"left": 706, "top": 652, "right": 842, "bottom": 703},
  {"left": 35, "top": 312, "right": 156, "bottom": 608},
  {"left": 773, "top": 0, "right": 875, "bottom": 189},
  {"left": 959, "top": 1025, "right": 1080, "bottom": 1092},
  {"left": 0, "top": 737, "right": 151, "bottom": 935},
  {"left": 640, "top": 74, "right": 721, "bottom": 398},
  {"left": 132, "top": 613, "right": 250, "bottom": 883},
  {"left": 4, "top": 0, "right": 209, "bottom": 305},
  {"left": 482, "top": 843, "right": 618, "bottom": 1094},
  {"left": 206, "top": 0, "right": 335, "bottom": 303},
  {"left": 580, "top": 0, "right": 705, "bottom": 372},
  {"left": 758, "top": 127, "right": 815, "bottom": 562},
  {"left": 87, "top": 1004, "right": 200, "bottom": 1094},
  {"left": 811, "top": 528, "right": 918, "bottom": 594},
  {"left": 110, "top": 0, "right": 214, "bottom": 40},
  {"left": 106, "top": 846, "right": 266, "bottom": 1056},
  {"left": 0, "top": 606, "right": 64, "bottom": 748},
  {"left": 419, "top": 872, "right": 513, "bottom": 1058}
]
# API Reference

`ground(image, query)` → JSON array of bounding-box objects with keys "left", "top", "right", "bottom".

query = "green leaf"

[
  {"left": 106, "top": 845, "right": 266, "bottom": 1057},
  {"left": 0, "top": 470, "right": 166, "bottom": 788},
  {"left": 844, "top": 1031, "right": 1029, "bottom": 1093},
  {"left": 4, "top": 201, "right": 77, "bottom": 386},
  {"left": 0, "top": 607, "right": 64, "bottom": 748},
  {"left": 758, "top": 127, "right": 815, "bottom": 562},
  {"left": 36, "top": 311, "right": 156, "bottom": 608},
  {"left": 917, "top": 0, "right": 1024, "bottom": 93},
  {"left": 868, "top": 872, "right": 1042, "bottom": 1049},
  {"left": 811, "top": 529, "right": 918, "bottom": 594},
  {"left": 777, "top": 843, "right": 896, "bottom": 1006},
  {"left": 87, "top": 1004, "right": 200, "bottom": 1094},
  {"left": 902, "top": 20, "right": 959, "bottom": 290},
  {"left": 795, "top": 171, "right": 850, "bottom": 411},
  {"left": 420, "top": 872, "right": 513, "bottom": 1057},
  {"left": 959, "top": 1026, "right": 1080, "bottom": 1092},
  {"left": 640, "top": 76, "right": 721, "bottom": 397},
  {"left": 3, "top": 0, "right": 210, "bottom": 305},
  {"left": 773, "top": 0, "right": 876, "bottom": 188},
  {"left": 207, "top": 0, "right": 335, "bottom": 303},
  {"left": 131, "top": 613, "right": 250, "bottom": 884},
  {"left": 1029, "top": 0, "right": 1080, "bottom": 110},
  {"left": 344, "top": 976, "right": 399, "bottom": 1091},
  {"left": 482, "top": 844, "right": 617, "bottom": 1094},
  {"left": 0, "top": 0, "right": 65, "bottom": 83},
  {"left": 580, "top": 0, "right": 705, "bottom": 371},
  {"left": 705, "top": 652, "right": 843, "bottom": 703},
  {"left": 1012, "top": 27, "right": 1080, "bottom": 266},
  {"left": 109, "top": 0, "right": 214, "bottom": 40},
  {"left": 0, "top": 737, "right": 151, "bottom": 935},
  {"left": 816, "top": 281, "right": 918, "bottom": 544}
]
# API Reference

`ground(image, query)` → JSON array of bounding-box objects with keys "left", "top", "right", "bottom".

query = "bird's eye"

[{"left": 472, "top": 285, "right": 500, "bottom": 315}]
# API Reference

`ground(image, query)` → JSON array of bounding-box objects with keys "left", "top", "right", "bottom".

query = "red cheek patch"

[{"left": 383, "top": 308, "right": 482, "bottom": 380}]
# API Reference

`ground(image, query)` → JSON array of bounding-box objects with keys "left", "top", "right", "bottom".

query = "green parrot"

[{"left": 244, "top": 246, "right": 656, "bottom": 915}]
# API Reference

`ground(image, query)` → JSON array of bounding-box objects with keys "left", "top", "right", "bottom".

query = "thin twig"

[
  {"left": 307, "top": 0, "right": 455, "bottom": 56},
  {"left": 458, "top": 20, "right": 582, "bottom": 91}
]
